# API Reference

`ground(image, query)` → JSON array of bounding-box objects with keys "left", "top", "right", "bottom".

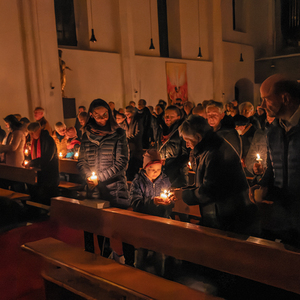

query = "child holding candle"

[{"left": 130, "top": 149, "right": 176, "bottom": 276}]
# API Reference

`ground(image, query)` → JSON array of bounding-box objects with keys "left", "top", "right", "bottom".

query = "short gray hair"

[{"left": 179, "top": 115, "right": 212, "bottom": 138}]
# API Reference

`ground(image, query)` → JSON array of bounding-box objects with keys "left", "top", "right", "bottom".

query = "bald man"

[{"left": 250, "top": 74, "right": 300, "bottom": 247}]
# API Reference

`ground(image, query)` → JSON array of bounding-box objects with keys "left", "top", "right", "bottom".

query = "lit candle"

[
  {"left": 24, "top": 160, "right": 28, "bottom": 166},
  {"left": 24, "top": 149, "right": 29, "bottom": 156},
  {"left": 59, "top": 152, "right": 63, "bottom": 159},
  {"left": 74, "top": 152, "right": 79, "bottom": 159},
  {"left": 188, "top": 161, "right": 192, "bottom": 169},
  {"left": 256, "top": 153, "right": 262, "bottom": 163},
  {"left": 160, "top": 189, "right": 170, "bottom": 200},
  {"left": 89, "top": 172, "right": 98, "bottom": 185}
]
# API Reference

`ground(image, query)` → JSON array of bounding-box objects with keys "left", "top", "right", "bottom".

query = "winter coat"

[
  {"left": 0, "top": 129, "right": 25, "bottom": 167},
  {"left": 260, "top": 118, "right": 300, "bottom": 201},
  {"left": 136, "top": 107, "right": 153, "bottom": 149},
  {"left": 156, "top": 120, "right": 189, "bottom": 188},
  {"left": 130, "top": 169, "right": 173, "bottom": 218},
  {"left": 182, "top": 131, "right": 255, "bottom": 232},
  {"left": 217, "top": 115, "right": 242, "bottom": 157},
  {"left": 77, "top": 127, "right": 130, "bottom": 208},
  {"left": 29, "top": 129, "right": 59, "bottom": 188}
]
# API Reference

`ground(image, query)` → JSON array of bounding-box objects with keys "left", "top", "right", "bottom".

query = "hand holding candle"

[
  {"left": 154, "top": 189, "right": 174, "bottom": 205},
  {"left": 59, "top": 152, "right": 63, "bottom": 159},
  {"left": 253, "top": 153, "right": 264, "bottom": 175},
  {"left": 87, "top": 172, "right": 98, "bottom": 188}
]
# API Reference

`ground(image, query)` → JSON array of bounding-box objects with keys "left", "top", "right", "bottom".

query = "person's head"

[
  {"left": 125, "top": 106, "right": 136, "bottom": 120},
  {"left": 155, "top": 104, "right": 164, "bottom": 116},
  {"left": 86, "top": 98, "right": 119, "bottom": 130},
  {"left": 205, "top": 100, "right": 225, "bottom": 131},
  {"left": 179, "top": 115, "right": 212, "bottom": 149},
  {"left": 119, "top": 107, "right": 125, "bottom": 114},
  {"left": 143, "top": 149, "right": 163, "bottom": 181},
  {"left": 20, "top": 117, "right": 30, "bottom": 125},
  {"left": 202, "top": 100, "right": 210, "bottom": 109},
  {"left": 27, "top": 122, "right": 42, "bottom": 139},
  {"left": 256, "top": 105, "right": 265, "bottom": 116},
  {"left": 158, "top": 99, "right": 167, "bottom": 110},
  {"left": 4, "top": 114, "right": 22, "bottom": 131},
  {"left": 55, "top": 122, "right": 67, "bottom": 136},
  {"left": 192, "top": 104, "right": 207, "bottom": 118},
  {"left": 20, "top": 117, "right": 30, "bottom": 135},
  {"left": 66, "top": 127, "right": 77, "bottom": 139},
  {"left": 183, "top": 101, "right": 195, "bottom": 115},
  {"left": 129, "top": 101, "right": 136, "bottom": 108},
  {"left": 33, "top": 107, "right": 45, "bottom": 121},
  {"left": 108, "top": 102, "right": 115, "bottom": 111},
  {"left": 231, "top": 99, "right": 239, "bottom": 107},
  {"left": 233, "top": 114, "right": 250, "bottom": 135},
  {"left": 78, "top": 106, "right": 86, "bottom": 114},
  {"left": 164, "top": 105, "right": 181, "bottom": 127},
  {"left": 138, "top": 99, "right": 146, "bottom": 110},
  {"left": 78, "top": 111, "right": 88, "bottom": 126},
  {"left": 115, "top": 112, "right": 126, "bottom": 124},
  {"left": 260, "top": 74, "right": 300, "bottom": 119},
  {"left": 239, "top": 102, "right": 254, "bottom": 118},
  {"left": 14, "top": 114, "right": 22, "bottom": 121}
]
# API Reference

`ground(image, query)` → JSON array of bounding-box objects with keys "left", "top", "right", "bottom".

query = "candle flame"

[
  {"left": 24, "top": 160, "right": 28, "bottom": 165},
  {"left": 256, "top": 154, "right": 260, "bottom": 160}
]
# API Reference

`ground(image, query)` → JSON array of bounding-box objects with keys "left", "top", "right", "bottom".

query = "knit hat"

[{"left": 143, "top": 149, "right": 162, "bottom": 169}]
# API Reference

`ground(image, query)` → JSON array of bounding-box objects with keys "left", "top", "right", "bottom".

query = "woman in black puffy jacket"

[{"left": 78, "top": 98, "right": 130, "bottom": 208}]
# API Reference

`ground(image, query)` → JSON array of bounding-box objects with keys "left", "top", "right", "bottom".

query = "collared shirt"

[{"left": 279, "top": 105, "right": 300, "bottom": 132}]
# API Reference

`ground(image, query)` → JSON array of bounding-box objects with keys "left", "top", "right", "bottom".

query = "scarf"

[
  {"left": 31, "top": 138, "right": 41, "bottom": 160},
  {"left": 86, "top": 122, "right": 113, "bottom": 137}
]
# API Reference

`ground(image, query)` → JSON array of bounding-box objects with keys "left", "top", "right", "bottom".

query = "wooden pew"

[
  {"left": 0, "top": 163, "right": 38, "bottom": 185},
  {"left": 23, "top": 196, "right": 300, "bottom": 296},
  {"left": 22, "top": 199, "right": 219, "bottom": 300},
  {"left": 58, "top": 158, "right": 83, "bottom": 193},
  {"left": 0, "top": 164, "right": 48, "bottom": 210}
]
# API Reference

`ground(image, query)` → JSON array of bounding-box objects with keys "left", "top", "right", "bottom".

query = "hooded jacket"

[
  {"left": 77, "top": 99, "right": 130, "bottom": 208},
  {"left": 182, "top": 131, "right": 254, "bottom": 232},
  {"left": 130, "top": 169, "right": 172, "bottom": 218}
]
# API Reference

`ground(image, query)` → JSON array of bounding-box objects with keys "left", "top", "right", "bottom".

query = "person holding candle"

[
  {"left": 77, "top": 98, "right": 131, "bottom": 261},
  {"left": 0, "top": 115, "right": 26, "bottom": 192},
  {"left": 52, "top": 122, "right": 68, "bottom": 158},
  {"left": 249, "top": 74, "right": 300, "bottom": 247},
  {"left": 177, "top": 115, "right": 259, "bottom": 235},
  {"left": 130, "top": 149, "right": 176, "bottom": 276}
]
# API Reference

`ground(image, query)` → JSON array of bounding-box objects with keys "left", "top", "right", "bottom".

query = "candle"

[
  {"left": 24, "top": 160, "right": 28, "bottom": 166},
  {"left": 160, "top": 189, "right": 170, "bottom": 200},
  {"left": 59, "top": 152, "right": 63, "bottom": 159},
  {"left": 256, "top": 153, "right": 262, "bottom": 163},
  {"left": 24, "top": 149, "right": 29, "bottom": 156},
  {"left": 74, "top": 152, "right": 79, "bottom": 159},
  {"left": 188, "top": 161, "right": 192, "bottom": 169},
  {"left": 89, "top": 172, "right": 98, "bottom": 185}
]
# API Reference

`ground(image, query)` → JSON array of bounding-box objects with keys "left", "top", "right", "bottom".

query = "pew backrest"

[
  {"left": 0, "top": 164, "right": 38, "bottom": 185},
  {"left": 50, "top": 196, "right": 300, "bottom": 295}
]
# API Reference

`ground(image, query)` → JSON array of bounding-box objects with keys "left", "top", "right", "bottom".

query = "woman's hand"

[{"left": 87, "top": 178, "right": 98, "bottom": 189}]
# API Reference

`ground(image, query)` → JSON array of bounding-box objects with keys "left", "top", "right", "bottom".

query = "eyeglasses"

[{"left": 93, "top": 112, "right": 108, "bottom": 120}]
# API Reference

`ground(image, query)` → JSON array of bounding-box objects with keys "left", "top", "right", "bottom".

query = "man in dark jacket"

[
  {"left": 206, "top": 100, "right": 241, "bottom": 157},
  {"left": 27, "top": 122, "right": 59, "bottom": 205},
  {"left": 178, "top": 115, "right": 258, "bottom": 235},
  {"left": 136, "top": 99, "right": 153, "bottom": 149},
  {"left": 250, "top": 74, "right": 300, "bottom": 247}
]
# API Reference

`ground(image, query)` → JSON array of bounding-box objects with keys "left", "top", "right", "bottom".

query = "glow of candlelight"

[
  {"left": 188, "top": 161, "right": 192, "bottom": 169},
  {"left": 24, "top": 160, "right": 28, "bottom": 166},
  {"left": 256, "top": 153, "right": 262, "bottom": 162},
  {"left": 74, "top": 152, "right": 79, "bottom": 159},
  {"left": 160, "top": 189, "right": 170, "bottom": 199},
  {"left": 59, "top": 152, "right": 63, "bottom": 158},
  {"left": 89, "top": 172, "right": 98, "bottom": 185},
  {"left": 24, "top": 149, "right": 29, "bottom": 156}
]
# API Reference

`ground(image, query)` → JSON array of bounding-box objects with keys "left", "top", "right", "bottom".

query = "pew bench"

[
  {"left": 23, "top": 237, "right": 218, "bottom": 300},
  {"left": 0, "top": 164, "right": 50, "bottom": 211},
  {"left": 22, "top": 196, "right": 300, "bottom": 298}
]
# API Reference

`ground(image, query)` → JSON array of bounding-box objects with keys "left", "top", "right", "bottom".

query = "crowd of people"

[{"left": 1, "top": 73, "right": 300, "bottom": 275}]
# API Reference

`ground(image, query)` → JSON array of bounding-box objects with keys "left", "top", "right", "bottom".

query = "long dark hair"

[
  {"left": 85, "top": 98, "right": 119, "bottom": 131},
  {"left": 4, "top": 114, "right": 22, "bottom": 131}
]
